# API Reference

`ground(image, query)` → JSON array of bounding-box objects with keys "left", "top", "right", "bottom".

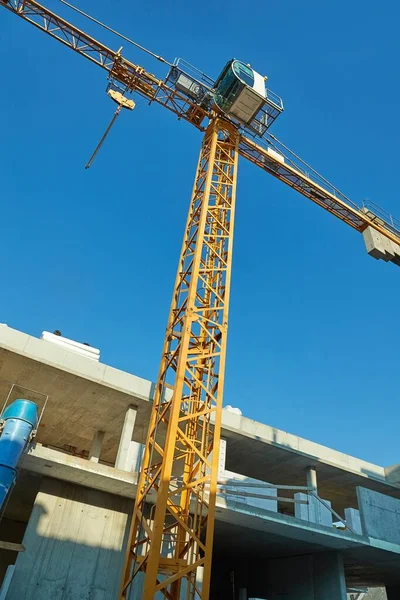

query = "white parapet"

[{"left": 41, "top": 331, "right": 101, "bottom": 361}]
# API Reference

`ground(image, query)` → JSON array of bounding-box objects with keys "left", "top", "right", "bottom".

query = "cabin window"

[
  {"left": 232, "top": 61, "right": 254, "bottom": 88},
  {"left": 215, "top": 64, "right": 242, "bottom": 112}
]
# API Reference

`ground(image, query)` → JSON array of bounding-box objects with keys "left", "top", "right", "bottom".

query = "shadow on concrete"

[{"left": 210, "top": 556, "right": 269, "bottom": 600}]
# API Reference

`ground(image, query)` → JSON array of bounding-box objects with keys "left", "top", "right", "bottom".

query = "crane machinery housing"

[{"left": 1, "top": 2, "right": 400, "bottom": 600}]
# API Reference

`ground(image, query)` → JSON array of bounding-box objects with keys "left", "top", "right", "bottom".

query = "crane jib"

[{"left": 3, "top": 0, "right": 399, "bottom": 259}]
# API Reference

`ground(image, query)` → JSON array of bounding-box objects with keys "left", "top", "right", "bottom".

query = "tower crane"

[{"left": 2, "top": 2, "right": 400, "bottom": 600}]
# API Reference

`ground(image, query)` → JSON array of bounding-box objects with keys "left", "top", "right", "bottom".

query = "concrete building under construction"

[{"left": 0, "top": 324, "right": 399, "bottom": 599}]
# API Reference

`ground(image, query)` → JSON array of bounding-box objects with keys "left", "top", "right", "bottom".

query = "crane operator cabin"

[{"left": 167, "top": 57, "right": 284, "bottom": 136}]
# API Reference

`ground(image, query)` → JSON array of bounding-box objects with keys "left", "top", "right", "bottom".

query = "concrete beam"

[
  {"left": 0, "top": 541, "right": 24, "bottom": 552},
  {"left": 385, "top": 463, "right": 400, "bottom": 485},
  {"left": 88, "top": 430, "right": 105, "bottom": 463}
]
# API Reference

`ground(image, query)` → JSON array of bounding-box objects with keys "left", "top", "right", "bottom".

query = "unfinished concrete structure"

[{"left": 0, "top": 324, "right": 399, "bottom": 599}]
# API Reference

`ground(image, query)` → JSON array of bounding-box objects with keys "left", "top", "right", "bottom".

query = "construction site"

[{"left": 0, "top": 1, "right": 399, "bottom": 599}]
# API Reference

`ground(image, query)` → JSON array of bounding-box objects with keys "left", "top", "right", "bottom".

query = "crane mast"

[
  {"left": 2, "top": 2, "right": 400, "bottom": 599},
  {"left": 121, "top": 119, "right": 239, "bottom": 599}
]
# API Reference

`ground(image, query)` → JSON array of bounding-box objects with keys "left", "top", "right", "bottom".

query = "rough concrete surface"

[
  {"left": 364, "top": 590, "right": 387, "bottom": 600},
  {"left": 6, "top": 478, "right": 131, "bottom": 600},
  {"left": 357, "top": 487, "right": 400, "bottom": 545}
]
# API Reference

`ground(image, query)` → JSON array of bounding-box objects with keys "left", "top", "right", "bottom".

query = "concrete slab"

[
  {"left": 0, "top": 325, "right": 153, "bottom": 464},
  {"left": 22, "top": 444, "right": 137, "bottom": 498}
]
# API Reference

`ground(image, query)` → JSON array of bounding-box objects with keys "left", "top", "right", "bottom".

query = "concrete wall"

[
  {"left": 294, "top": 493, "right": 333, "bottom": 528},
  {"left": 357, "top": 487, "right": 400, "bottom": 544},
  {"left": 345, "top": 508, "right": 363, "bottom": 535},
  {"left": 5, "top": 478, "right": 131, "bottom": 599},
  {"left": 221, "top": 469, "right": 278, "bottom": 513}
]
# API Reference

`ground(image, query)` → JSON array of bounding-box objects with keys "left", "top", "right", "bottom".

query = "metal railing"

[
  {"left": 362, "top": 199, "right": 400, "bottom": 236},
  {"left": 213, "top": 479, "right": 359, "bottom": 535}
]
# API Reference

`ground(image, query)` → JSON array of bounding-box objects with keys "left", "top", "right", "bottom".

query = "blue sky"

[{"left": 1, "top": 0, "right": 399, "bottom": 466}]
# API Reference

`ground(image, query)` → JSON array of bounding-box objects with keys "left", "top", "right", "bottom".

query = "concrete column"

[
  {"left": 313, "top": 552, "right": 347, "bottom": 600},
  {"left": 0, "top": 565, "right": 15, "bottom": 600},
  {"left": 115, "top": 405, "right": 138, "bottom": 471},
  {"left": 218, "top": 438, "right": 227, "bottom": 478},
  {"left": 386, "top": 586, "right": 400, "bottom": 600},
  {"left": 88, "top": 430, "right": 105, "bottom": 463},
  {"left": 196, "top": 566, "right": 203, "bottom": 596},
  {"left": 268, "top": 555, "right": 314, "bottom": 599},
  {"left": 238, "top": 588, "right": 247, "bottom": 600},
  {"left": 306, "top": 466, "right": 318, "bottom": 493}
]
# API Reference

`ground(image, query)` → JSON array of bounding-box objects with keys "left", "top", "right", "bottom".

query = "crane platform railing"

[{"left": 362, "top": 200, "right": 400, "bottom": 237}]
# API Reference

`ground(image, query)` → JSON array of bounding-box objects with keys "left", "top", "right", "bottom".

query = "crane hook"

[{"left": 85, "top": 90, "right": 135, "bottom": 169}]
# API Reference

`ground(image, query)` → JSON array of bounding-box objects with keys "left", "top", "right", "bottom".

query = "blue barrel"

[{"left": 0, "top": 399, "right": 38, "bottom": 509}]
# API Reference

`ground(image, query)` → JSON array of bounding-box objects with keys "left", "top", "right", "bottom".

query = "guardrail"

[{"left": 214, "top": 479, "right": 358, "bottom": 535}]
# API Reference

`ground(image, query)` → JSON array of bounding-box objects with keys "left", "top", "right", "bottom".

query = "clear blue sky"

[{"left": 1, "top": 0, "right": 399, "bottom": 466}]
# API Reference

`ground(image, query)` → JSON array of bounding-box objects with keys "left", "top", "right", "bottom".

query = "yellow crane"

[{"left": 2, "top": 2, "right": 400, "bottom": 599}]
